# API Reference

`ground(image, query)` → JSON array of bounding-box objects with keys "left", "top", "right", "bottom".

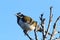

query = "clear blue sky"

[{"left": 0, "top": 0, "right": 60, "bottom": 40}]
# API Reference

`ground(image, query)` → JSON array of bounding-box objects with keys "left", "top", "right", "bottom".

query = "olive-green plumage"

[{"left": 23, "top": 16, "right": 32, "bottom": 24}]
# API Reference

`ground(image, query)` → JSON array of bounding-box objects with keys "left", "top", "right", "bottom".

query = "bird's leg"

[{"left": 23, "top": 30, "right": 33, "bottom": 40}]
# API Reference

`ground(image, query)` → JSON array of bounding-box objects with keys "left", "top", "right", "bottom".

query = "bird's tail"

[{"left": 36, "top": 25, "right": 43, "bottom": 32}]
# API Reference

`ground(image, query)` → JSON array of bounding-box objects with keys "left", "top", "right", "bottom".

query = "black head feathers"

[{"left": 16, "top": 12, "right": 24, "bottom": 18}]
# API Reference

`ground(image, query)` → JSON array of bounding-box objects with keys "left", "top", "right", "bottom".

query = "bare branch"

[
  {"left": 45, "top": 6, "right": 53, "bottom": 37},
  {"left": 50, "top": 16, "right": 60, "bottom": 40},
  {"left": 40, "top": 14, "right": 45, "bottom": 40},
  {"left": 23, "top": 30, "right": 33, "bottom": 40},
  {"left": 53, "top": 37, "right": 60, "bottom": 40},
  {"left": 34, "top": 27, "right": 38, "bottom": 40}
]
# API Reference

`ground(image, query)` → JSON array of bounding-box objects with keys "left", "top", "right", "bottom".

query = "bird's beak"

[{"left": 15, "top": 14, "right": 20, "bottom": 17}]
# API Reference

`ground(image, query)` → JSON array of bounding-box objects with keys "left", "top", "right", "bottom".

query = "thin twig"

[
  {"left": 50, "top": 16, "right": 60, "bottom": 40},
  {"left": 23, "top": 30, "right": 33, "bottom": 40},
  {"left": 45, "top": 6, "right": 53, "bottom": 38},
  {"left": 52, "top": 37, "right": 60, "bottom": 40},
  {"left": 34, "top": 27, "right": 38, "bottom": 40},
  {"left": 40, "top": 14, "right": 45, "bottom": 40}
]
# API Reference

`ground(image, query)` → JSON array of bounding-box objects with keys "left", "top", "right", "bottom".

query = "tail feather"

[{"left": 36, "top": 25, "right": 43, "bottom": 32}]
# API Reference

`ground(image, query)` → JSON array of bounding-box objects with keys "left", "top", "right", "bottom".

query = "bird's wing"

[{"left": 23, "top": 16, "right": 33, "bottom": 24}]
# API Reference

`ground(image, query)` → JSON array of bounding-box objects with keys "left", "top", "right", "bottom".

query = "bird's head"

[{"left": 16, "top": 12, "right": 24, "bottom": 19}]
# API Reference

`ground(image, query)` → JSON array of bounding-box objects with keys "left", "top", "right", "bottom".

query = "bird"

[{"left": 15, "top": 12, "right": 42, "bottom": 40}]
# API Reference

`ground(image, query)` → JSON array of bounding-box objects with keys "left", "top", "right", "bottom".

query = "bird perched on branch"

[{"left": 16, "top": 12, "right": 42, "bottom": 40}]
